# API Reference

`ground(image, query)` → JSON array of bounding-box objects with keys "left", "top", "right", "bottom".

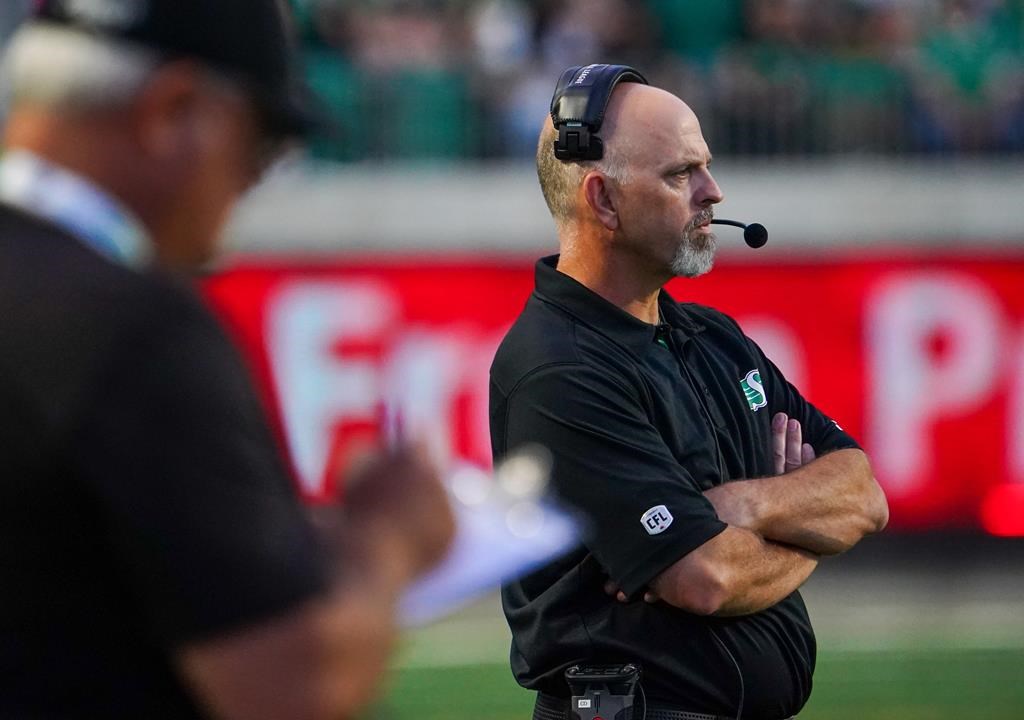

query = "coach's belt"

[{"left": 535, "top": 691, "right": 747, "bottom": 720}]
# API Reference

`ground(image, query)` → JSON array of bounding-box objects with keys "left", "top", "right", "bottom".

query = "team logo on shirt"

[
  {"left": 641, "top": 505, "right": 674, "bottom": 535},
  {"left": 740, "top": 369, "right": 767, "bottom": 412}
]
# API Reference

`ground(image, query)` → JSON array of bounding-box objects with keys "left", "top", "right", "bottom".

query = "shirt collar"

[
  {"left": 532, "top": 255, "right": 704, "bottom": 356},
  {"left": 0, "top": 150, "right": 152, "bottom": 268}
]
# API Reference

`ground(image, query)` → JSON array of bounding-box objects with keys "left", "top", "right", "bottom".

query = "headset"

[
  {"left": 548, "top": 64, "right": 768, "bottom": 248},
  {"left": 550, "top": 64, "right": 648, "bottom": 162}
]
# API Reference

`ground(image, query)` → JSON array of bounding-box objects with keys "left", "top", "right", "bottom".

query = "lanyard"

[{"left": 0, "top": 150, "right": 151, "bottom": 268}]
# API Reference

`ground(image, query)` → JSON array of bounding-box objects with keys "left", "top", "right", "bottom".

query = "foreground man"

[
  {"left": 490, "top": 65, "right": 888, "bottom": 720},
  {"left": 0, "top": 2, "right": 453, "bottom": 719}
]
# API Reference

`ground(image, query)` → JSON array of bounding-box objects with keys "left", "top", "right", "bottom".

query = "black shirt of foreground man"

[
  {"left": 490, "top": 257, "right": 861, "bottom": 718},
  {"left": 0, "top": 205, "right": 327, "bottom": 718}
]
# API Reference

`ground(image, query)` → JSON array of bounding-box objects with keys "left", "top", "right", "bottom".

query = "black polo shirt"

[
  {"left": 0, "top": 204, "right": 328, "bottom": 718},
  {"left": 490, "top": 256, "right": 860, "bottom": 719}
]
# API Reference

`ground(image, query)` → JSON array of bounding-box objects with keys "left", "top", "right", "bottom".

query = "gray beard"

[{"left": 671, "top": 232, "right": 716, "bottom": 278}]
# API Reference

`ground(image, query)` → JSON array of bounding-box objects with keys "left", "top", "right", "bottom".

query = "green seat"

[
  {"left": 810, "top": 55, "right": 910, "bottom": 152},
  {"left": 302, "top": 49, "right": 367, "bottom": 162},
  {"left": 647, "top": 0, "right": 743, "bottom": 67},
  {"left": 373, "top": 69, "right": 478, "bottom": 161}
]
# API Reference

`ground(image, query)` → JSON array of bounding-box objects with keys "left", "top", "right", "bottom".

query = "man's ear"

[{"left": 582, "top": 171, "right": 619, "bottom": 231}]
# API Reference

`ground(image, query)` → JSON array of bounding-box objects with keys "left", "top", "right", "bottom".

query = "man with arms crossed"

[
  {"left": 490, "top": 66, "right": 889, "bottom": 720},
  {"left": 0, "top": 2, "right": 453, "bottom": 719}
]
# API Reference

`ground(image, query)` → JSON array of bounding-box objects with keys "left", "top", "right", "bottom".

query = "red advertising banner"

[{"left": 204, "top": 256, "right": 1024, "bottom": 535}]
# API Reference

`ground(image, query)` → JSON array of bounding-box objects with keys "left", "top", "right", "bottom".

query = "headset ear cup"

[
  {"left": 548, "top": 64, "right": 648, "bottom": 162},
  {"left": 553, "top": 125, "right": 604, "bottom": 161}
]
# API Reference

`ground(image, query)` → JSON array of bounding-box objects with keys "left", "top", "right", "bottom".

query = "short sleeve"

[
  {"left": 759, "top": 355, "right": 861, "bottom": 456},
  {"left": 72, "top": 287, "right": 328, "bottom": 646},
  {"left": 501, "top": 364, "right": 727, "bottom": 597}
]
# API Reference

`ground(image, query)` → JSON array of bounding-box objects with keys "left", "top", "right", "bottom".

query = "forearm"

[
  {"left": 707, "top": 449, "right": 888, "bottom": 555},
  {"left": 651, "top": 526, "right": 818, "bottom": 616},
  {"left": 180, "top": 582, "right": 398, "bottom": 720},
  {"left": 181, "top": 516, "right": 417, "bottom": 720},
  {"left": 180, "top": 446, "right": 454, "bottom": 720}
]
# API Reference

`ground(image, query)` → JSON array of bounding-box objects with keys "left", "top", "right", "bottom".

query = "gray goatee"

[{"left": 671, "top": 211, "right": 716, "bottom": 278}]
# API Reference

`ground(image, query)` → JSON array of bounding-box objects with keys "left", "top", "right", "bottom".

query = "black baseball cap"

[{"left": 31, "top": 0, "right": 318, "bottom": 139}]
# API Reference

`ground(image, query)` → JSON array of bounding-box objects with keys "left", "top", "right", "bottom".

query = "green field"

[
  {"left": 375, "top": 648, "right": 1024, "bottom": 720},
  {"left": 366, "top": 539, "right": 1024, "bottom": 720}
]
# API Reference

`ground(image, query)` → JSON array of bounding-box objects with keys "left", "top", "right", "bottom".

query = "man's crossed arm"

[
  {"left": 612, "top": 414, "right": 888, "bottom": 617},
  {"left": 706, "top": 413, "right": 889, "bottom": 557}
]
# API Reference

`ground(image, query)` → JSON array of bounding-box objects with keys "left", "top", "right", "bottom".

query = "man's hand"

[
  {"left": 709, "top": 427, "right": 887, "bottom": 557},
  {"left": 604, "top": 578, "right": 660, "bottom": 604},
  {"left": 707, "top": 413, "right": 814, "bottom": 529},
  {"left": 339, "top": 444, "right": 456, "bottom": 589},
  {"left": 771, "top": 412, "right": 815, "bottom": 475}
]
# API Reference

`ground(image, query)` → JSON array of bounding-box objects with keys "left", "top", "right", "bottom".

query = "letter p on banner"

[{"left": 867, "top": 273, "right": 1002, "bottom": 496}]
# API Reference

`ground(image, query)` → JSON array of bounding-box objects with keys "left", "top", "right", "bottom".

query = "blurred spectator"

[
  {"left": 466, "top": 0, "right": 539, "bottom": 156},
  {"left": 299, "top": 0, "right": 478, "bottom": 161},
  {"left": 471, "top": 0, "right": 655, "bottom": 158},
  {"left": 299, "top": 2, "right": 366, "bottom": 162},
  {"left": 288, "top": 0, "right": 1024, "bottom": 161},
  {"left": 712, "top": 0, "right": 816, "bottom": 154},
  {"left": 807, "top": 0, "right": 915, "bottom": 153},
  {"left": 910, "top": 0, "right": 1024, "bottom": 152},
  {"left": 990, "top": 0, "right": 1024, "bottom": 148},
  {"left": 648, "top": 0, "right": 744, "bottom": 68}
]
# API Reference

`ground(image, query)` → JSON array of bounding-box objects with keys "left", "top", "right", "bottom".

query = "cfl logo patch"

[{"left": 641, "top": 505, "right": 674, "bottom": 535}]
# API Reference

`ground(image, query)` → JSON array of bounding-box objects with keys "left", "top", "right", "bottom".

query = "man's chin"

[
  {"left": 671, "top": 237, "right": 716, "bottom": 278},
  {"left": 675, "top": 258, "right": 714, "bottom": 279}
]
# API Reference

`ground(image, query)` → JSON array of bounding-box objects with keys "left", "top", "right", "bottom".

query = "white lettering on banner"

[
  {"left": 383, "top": 332, "right": 462, "bottom": 463},
  {"left": 267, "top": 282, "right": 397, "bottom": 496},
  {"left": 867, "top": 273, "right": 1003, "bottom": 496},
  {"left": 382, "top": 328, "right": 500, "bottom": 467},
  {"left": 266, "top": 280, "right": 504, "bottom": 497},
  {"left": 1010, "top": 328, "right": 1024, "bottom": 484}
]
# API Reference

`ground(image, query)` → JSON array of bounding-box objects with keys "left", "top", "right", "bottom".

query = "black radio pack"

[{"left": 564, "top": 663, "right": 641, "bottom": 720}]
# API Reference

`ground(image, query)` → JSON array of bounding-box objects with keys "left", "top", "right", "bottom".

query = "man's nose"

[{"left": 698, "top": 169, "right": 724, "bottom": 206}]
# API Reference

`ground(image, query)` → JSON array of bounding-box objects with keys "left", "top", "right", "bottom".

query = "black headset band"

[{"left": 549, "top": 64, "right": 648, "bottom": 161}]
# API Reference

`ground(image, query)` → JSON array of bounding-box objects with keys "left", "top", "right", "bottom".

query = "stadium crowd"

[
  {"left": 2, "top": 0, "right": 1023, "bottom": 160},
  {"left": 296, "top": 0, "right": 1024, "bottom": 160}
]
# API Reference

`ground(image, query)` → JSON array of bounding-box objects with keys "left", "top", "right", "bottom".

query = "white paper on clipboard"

[{"left": 399, "top": 448, "right": 582, "bottom": 627}]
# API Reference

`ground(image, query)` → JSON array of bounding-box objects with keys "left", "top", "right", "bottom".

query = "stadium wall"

[{"left": 224, "top": 159, "right": 1024, "bottom": 255}]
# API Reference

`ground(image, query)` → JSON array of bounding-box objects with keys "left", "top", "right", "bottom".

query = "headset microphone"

[{"left": 710, "top": 219, "right": 768, "bottom": 249}]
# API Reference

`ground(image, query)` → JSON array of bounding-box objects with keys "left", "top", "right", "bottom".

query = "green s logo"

[{"left": 740, "top": 369, "right": 767, "bottom": 412}]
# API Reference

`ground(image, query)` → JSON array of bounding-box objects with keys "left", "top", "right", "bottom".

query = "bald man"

[
  {"left": 489, "top": 71, "right": 888, "bottom": 720},
  {"left": 0, "top": 4, "right": 452, "bottom": 719}
]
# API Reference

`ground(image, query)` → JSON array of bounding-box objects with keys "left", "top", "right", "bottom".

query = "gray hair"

[
  {"left": 535, "top": 120, "right": 631, "bottom": 229},
  {"left": 1, "top": 23, "right": 160, "bottom": 110}
]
